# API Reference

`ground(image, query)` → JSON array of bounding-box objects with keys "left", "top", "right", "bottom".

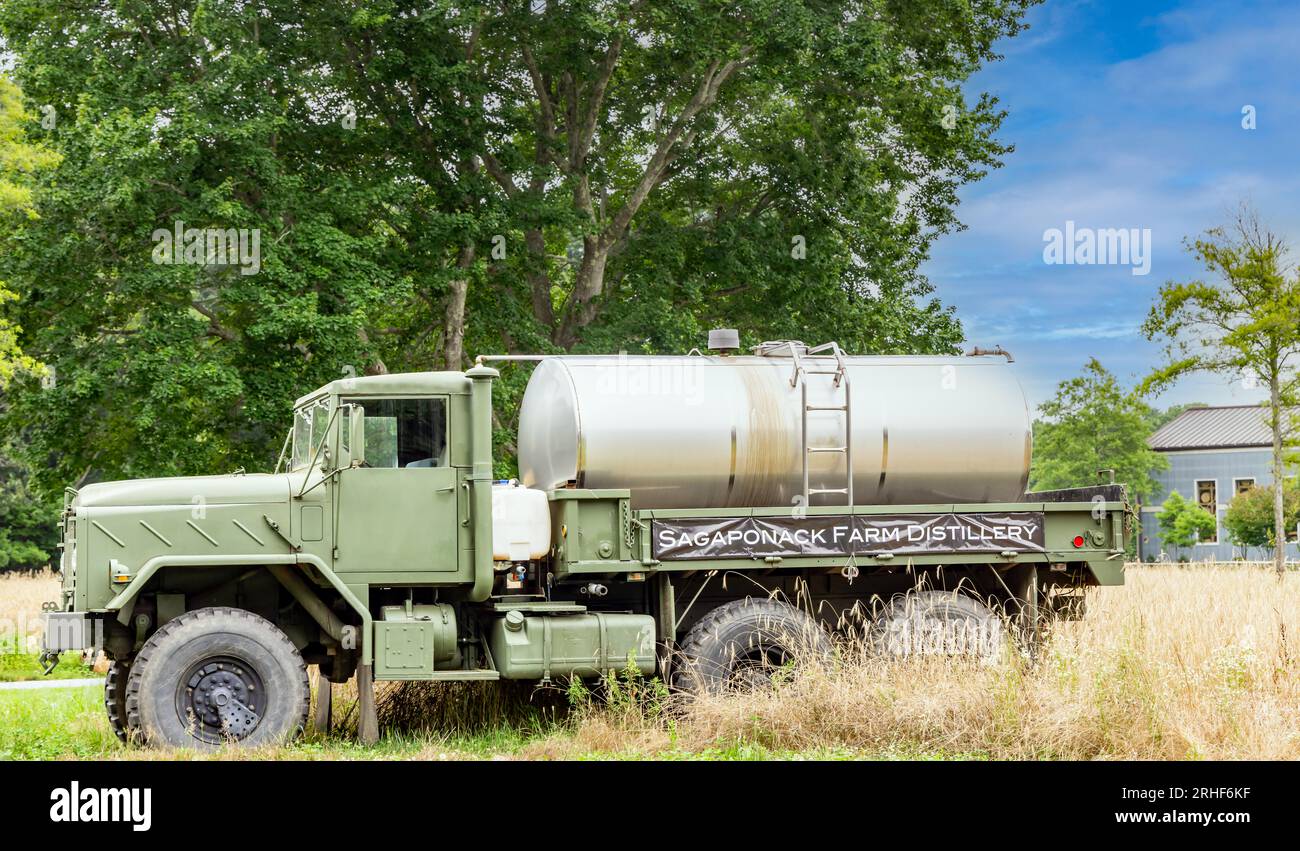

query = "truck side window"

[{"left": 345, "top": 398, "right": 447, "bottom": 469}]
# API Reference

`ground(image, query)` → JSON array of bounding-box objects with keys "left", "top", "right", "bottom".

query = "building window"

[
  {"left": 1234, "top": 477, "right": 1256, "bottom": 495},
  {"left": 1195, "top": 479, "right": 1218, "bottom": 543}
]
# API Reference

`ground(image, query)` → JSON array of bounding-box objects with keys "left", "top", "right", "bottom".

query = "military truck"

[{"left": 41, "top": 333, "right": 1128, "bottom": 748}]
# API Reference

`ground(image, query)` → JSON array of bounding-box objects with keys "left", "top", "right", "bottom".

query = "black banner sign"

[{"left": 651, "top": 512, "right": 1046, "bottom": 561}]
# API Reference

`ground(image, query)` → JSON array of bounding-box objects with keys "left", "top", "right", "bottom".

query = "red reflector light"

[{"left": 1072, "top": 535, "right": 1085, "bottom": 548}]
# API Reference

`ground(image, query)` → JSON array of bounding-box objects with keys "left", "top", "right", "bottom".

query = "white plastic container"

[{"left": 491, "top": 481, "right": 551, "bottom": 562}]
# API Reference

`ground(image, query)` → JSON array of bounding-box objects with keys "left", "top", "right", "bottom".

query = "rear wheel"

[
  {"left": 869, "top": 590, "right": 1004, "bottom": 660},
  {"left": 674, "top": 598, "right": 832, "bottom": 693},
  {"left": 124, "top": 607, "right": 310, "bottom": 749}
]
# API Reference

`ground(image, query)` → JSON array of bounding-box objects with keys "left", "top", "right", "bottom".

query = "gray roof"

[{"left": 1147, "top": 405, "right": 1282, "bottom": 451}]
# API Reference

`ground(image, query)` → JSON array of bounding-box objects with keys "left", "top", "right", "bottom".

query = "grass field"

[{"left": 2, "top": 564, "right": 1298, "bottom": 760}]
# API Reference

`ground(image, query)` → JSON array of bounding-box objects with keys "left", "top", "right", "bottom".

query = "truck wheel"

[
  {"left": 104, "top": 658, "right": 133, "bottom": 743},
  {"left": 124, "top": 607, "right": 310, "bottom": 749},
  {"left": 869, "top": 590, "right": 1003, "bottom": 660},
  {"left": 674, "top": 598, "right": 832, "bottom": 693}
]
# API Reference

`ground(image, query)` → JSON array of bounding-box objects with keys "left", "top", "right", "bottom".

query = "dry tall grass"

[
  {"left": 0, "top": 571, "right": 59, "bottom": 652},
  {"left": 526, "top": 565, "right": 1300, "bottom": 760},
  {"left": 4, "top": 565, "right": 1298, "bottom": 759}
]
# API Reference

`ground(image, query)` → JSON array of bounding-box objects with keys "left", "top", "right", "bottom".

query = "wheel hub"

[{"left": 180, "top": 658, "right": 264, "bottom": 742}]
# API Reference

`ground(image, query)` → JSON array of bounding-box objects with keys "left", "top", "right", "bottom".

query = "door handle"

[{"left": 460, "top": 482, "right": 471, "bottom": 527}]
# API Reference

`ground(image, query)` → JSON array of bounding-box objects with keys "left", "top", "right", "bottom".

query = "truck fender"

[{"left": 105, "top": 553, "right": 375, "bottom": 664}]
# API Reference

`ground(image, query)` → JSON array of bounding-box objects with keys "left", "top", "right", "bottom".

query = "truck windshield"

[{"left": 290, "top": 398, "right": 331, "bottom": 470}]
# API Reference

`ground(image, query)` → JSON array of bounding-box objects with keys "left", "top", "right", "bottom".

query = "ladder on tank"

[{"left": 790, "top": 343, "right": 853, "bottom": 507}]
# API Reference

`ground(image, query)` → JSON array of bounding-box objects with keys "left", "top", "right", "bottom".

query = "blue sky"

[{"left": 924, "top": 0, "right": 1300, "bottom": 413}]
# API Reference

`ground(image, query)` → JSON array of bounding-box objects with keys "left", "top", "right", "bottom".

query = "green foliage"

[
  {"left": 1030, "top": 358, "right": 1169, "bottom": 504},
  {"left": 0, "top": 0, "right": 1036, "bottom": 496},
  {"left": 0, "top": 652, "right": 94, "bottom": 682},
  {"left": 0, "top": 450, "right": 55, "bottom": 571},
  {"left": 566, "top": 655, "right": 669, "bottom": 722},
  {"left": 1142, "top": 206, "right": 1300, "bottom": 571},
  {"left": 0, "top": 74, "right": 53, "bottom": 388},
  {"left": 1224, "top": 483, "right": 1300, "bottom": 552},
  {"left": 1156, "top": 491, "right": 1217, "bottom": 558}
]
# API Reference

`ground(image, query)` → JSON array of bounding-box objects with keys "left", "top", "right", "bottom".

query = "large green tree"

[
  {"left": 1030, "top": 359, "right": 1169, "bottom": 504},
  {"left": 0, "top": 1, "right": 410, "bottom": 493},
  {"left": 0, "top": 0, "right": 1036, "bottom": 494},
  {"left": 1142, "top": 206, "right": 1300, "bottom": 576},
  {"left": 0, "top": 74, "right": 59, "bottom": 571},
  {"left": 0, "top": 74, "right": 52, "bottom": 386}
]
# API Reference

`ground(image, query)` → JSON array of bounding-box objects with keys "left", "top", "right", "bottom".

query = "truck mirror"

[{"left": 347, "top": 405, "right": 365, "bottom": 467}]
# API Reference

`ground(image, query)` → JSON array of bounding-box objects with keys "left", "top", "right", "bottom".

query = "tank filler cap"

[{"left": 707, "top": 328, "right": 741, "bottom": 353}]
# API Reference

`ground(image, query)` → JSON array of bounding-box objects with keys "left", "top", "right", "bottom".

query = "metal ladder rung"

[{"left": 796, "top": 342, "right": 853, "bottom": 507}]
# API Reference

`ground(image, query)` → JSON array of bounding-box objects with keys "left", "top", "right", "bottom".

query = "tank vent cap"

[{"left": 707, "top": 328, "right": 741, "bottom": 352}]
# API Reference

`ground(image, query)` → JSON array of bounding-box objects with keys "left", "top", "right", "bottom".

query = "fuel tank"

[{"left": 517, "top": 344, "right": 1032, "bottom": 509}]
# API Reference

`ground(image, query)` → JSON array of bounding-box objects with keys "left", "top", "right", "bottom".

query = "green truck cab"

[{"left": 42, "top": 341, "right": 1128, "bottom": 748}]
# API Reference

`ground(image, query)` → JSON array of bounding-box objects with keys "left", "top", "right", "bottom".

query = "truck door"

[{"left": 334, "top": 396, "right": 460, "bottom": 573}]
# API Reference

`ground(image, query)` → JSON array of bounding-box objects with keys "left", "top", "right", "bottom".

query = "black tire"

[
  {"left": 124, "top": 607, "right": 310, "bottom": 749},
  {"left": 104, "top": 658, "right": 133, "bottom": 743},
  {"left": 869, "top": 590, "right": 1004, "bottom": 660},
  {"left": 674, "top": 598, "right": 832, "bottom": 693}
]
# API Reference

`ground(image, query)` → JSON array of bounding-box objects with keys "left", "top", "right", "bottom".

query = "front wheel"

[
  {"left": 104, "top": 658, "right": 132, "bottom": 743},
  {"left": 124, "top": 607, "right": 310, "bottom": 749}
]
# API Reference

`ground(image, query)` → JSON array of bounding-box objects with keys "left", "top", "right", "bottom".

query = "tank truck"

[{"left": 41, "top": 332, "right": 1128, "bottom": 747}]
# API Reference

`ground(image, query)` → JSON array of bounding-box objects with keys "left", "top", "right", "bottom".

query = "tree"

[
  {"left": 1142, "top": 206, "right": 1300, "bottom": 576},
  {"left": 0, "top": 3, "right": 413, "bottom": 493},
  {"left": 1030, "top": 359, "right": 1169, "bottom": 499},
  {"left": 0, "top": 75, "right": 53, "bottom": 385},
  {"left": 0, "top": 74, "right": 58, "bottom": 571},
  {"left": 0, "top": 451, "right": 54, "bottom": 571},
  {"left": 0, "top": 0, "right": 1036, "bottom": 496},
  {"left": 1156, "top": 490, "right": 1217, "bottom": 561},
  {"left": 291, "top": 0, "right": 1031, "bottom": 360},
  {"left": 1224, "top": 483, "right": 1300, "bottom": 559}
]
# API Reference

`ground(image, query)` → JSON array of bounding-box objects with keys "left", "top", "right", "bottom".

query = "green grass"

[
  {"left": 0, "top": 685, "right": 119, "bottom": 759},
  {"left": 0, "top": 684, "right": 971, "bottom": 761},
  {"left": 0, "top": 652, "right": 96, "bottom": 682}
]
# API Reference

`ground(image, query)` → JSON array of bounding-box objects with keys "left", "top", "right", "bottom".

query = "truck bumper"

[{"left": 41, "top": 612, "right": 102, "bottom": 654}]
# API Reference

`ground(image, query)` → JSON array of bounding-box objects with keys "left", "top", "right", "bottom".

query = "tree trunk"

[
  {"left": 525, "top": 228, "right": 554, "bottom": 328},
  {"left": 554, "top": 236, "right": 608, "bottom": 349},
  {"left": 443, "top": 244, "right": 475, "bottom": 370},
  {"left": 1271, "top": 376, "right": 1287, "bottom": 578}
]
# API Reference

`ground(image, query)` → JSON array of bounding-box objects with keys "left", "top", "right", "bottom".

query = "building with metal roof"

[{"left": 1140, "top": 405, "right": 1298, "bottom": 561}]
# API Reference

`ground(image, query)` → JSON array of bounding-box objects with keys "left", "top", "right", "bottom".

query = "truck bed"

[{"left": 546, "top": 487, "right": 1127, "bottom": 586}]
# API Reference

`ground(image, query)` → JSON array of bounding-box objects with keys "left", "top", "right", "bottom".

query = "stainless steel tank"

[{"left": 517, "top": 344, "right": 1031, "bottom": 509}]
